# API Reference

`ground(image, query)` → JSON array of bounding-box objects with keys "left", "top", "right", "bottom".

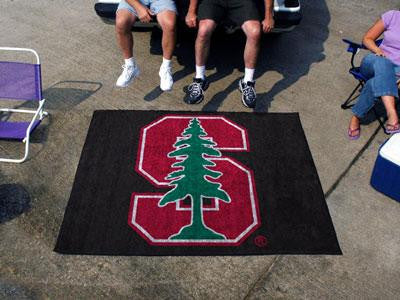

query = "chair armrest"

[
  {"left": 343, "top": 38, "right": 384, "bottom": 69},
  {"left": 342, "top": 39, "right": 365, "bottom": 53},
  {"left": 343, "top": 38, "right": 384, "bottom": 52},
  {"left": 360, "top": 38, "right": 383, "bottom": 49},
  {"left": 375, "top": 39, "right": 383, "bottom": 47}
]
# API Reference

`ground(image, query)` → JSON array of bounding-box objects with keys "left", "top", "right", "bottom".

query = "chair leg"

[
  {"left": 341, "top": 82, "right": 363, "bottom": 109},
  {"left": 372, "top": 107, "right": 389, "bottom": 135},
  {"left": 0, "top": 136, "right": 30, "bottom": 163}
]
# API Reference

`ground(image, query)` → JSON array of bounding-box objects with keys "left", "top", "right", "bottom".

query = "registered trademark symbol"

[{"left": 254, "top": 235, "right": 268, "bottom": 247}]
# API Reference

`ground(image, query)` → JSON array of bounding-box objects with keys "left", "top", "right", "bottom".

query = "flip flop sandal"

[
  {"left": 348, "top": 127, "right": 360, "bottom": 140},
  {"left": 385, "top": 123, "right": 400, "bottom": 134}
]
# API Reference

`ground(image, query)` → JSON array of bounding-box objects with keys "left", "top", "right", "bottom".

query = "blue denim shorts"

[{"left": 117, "top": 0, "right": 177, "bottom": 16}]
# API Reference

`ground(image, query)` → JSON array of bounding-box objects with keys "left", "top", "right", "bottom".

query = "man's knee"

[
  {"left": 159, "top": 13, "right": 176, "bottom": 33},
  {"left": 243, "top": 21, "right": 261, "bottom": 40},
  {"left": 197, "top": 20, "right": 215, "bottom": 40},
  {"left": 115, "top": 13, "right": 133, "bottom": 34}
]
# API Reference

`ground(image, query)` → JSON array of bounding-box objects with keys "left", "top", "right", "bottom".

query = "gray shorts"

[{"left": 117, "top": 0, "right": 177, "bottom": 16}]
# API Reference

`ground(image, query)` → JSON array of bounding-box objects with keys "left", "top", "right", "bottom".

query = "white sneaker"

[
  {"left": 159, "top": 65, "right": 173, "bottom": 91},
  {"left": 116, "top": 63, "right": 140, "bottom": 87}
]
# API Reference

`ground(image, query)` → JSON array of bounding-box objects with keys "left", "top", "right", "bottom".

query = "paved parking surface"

[{"left": 0, "top": 0, "right": 399, "bottom": 298}]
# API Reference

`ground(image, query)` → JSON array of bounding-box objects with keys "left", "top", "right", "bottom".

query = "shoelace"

[
  {"left": 160, "top": 67, "right": 172, "bottom": 80},
  {"left": 188, "top": 82, "right": 202, "bottom": 97},
  {"left": 243, "top": 84, "right": 255, "bottom": 100},
  {"left": 121, "top": 64, "right": 134, "bottom": 79}
]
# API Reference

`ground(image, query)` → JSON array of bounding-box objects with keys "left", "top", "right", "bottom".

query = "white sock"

[
  {"left": 124, "top": 57, "right": 135, "bottom": 67},
  {"left": 195, "top": 65, "right": 206, "bottom": 80},
  {"left": 244, "top": 68, "right": 255, "bottom": 83},
  {"left": 161, "top": 57, "right": 172, "bottom": 69}
]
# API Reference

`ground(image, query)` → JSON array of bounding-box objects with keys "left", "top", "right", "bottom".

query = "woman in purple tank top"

[{"left": 348, "top": 10, "right": 400, "bottom": 140}]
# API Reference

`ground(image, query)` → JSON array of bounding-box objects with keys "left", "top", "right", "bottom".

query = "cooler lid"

[{"left": 380, "top": 133, "right": 400, "bottom": 166}]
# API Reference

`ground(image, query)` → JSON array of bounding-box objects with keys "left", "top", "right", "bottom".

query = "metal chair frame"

[{"left": 0, "top": 47, "right": 48, "bottom": 163}]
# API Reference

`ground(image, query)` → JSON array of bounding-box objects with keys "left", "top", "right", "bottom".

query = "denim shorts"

[
  {"left": 117, "top": 0, "right": 177, "bottom": 16},
  {"left": 351, "top": 54, "right": 400, "bottom": 118}
]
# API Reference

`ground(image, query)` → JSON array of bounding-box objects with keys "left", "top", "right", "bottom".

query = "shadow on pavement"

[
  {"left": 0, "top": 184, "right": 31, "bottom": 223},
  {"left": 145, "top": 0, "right": 330, "bottom": 111},
  {"left": 2, "top": 81, "right": 103, "bottom": 112},
  {"left": 255, "top": 0, "right": 330, "bottom": 112},
  {"left": 40, "top": 80, "right": 102, "bottom": 111},
  {"left": 0, "top": 81, "right": 102, "bottom": 144},
  {"left": 0, "top": 281, "right": 36, "bottom": 299}
]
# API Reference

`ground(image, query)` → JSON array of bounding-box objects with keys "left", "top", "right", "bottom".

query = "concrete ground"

[{"left": 1, "top": 0, "right": 399, "bottom": 298}]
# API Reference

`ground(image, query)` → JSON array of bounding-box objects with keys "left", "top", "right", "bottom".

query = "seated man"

[
  {"left": 115, "top": 0, "right": 177, "bottom": 91},
  {"left": 184, "top": 0, "right": 274, "bottom": 108}
]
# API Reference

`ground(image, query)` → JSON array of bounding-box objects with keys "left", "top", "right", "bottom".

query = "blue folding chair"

[
  {"left": 341, "top": 39, "right": 392, "bottom": 134},
  {"left": 0, "top": 47, "right": 48, "bottom": 163}
]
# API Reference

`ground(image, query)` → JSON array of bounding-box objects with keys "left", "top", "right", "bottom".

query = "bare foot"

[
  {"left": 386, "top": 110, "right": 399, "bottom": 127},
  {"left": 349, "top": 115, "right": 360, "bottom": 129},
  {"left": 348, "top": 115, "right": 360, "bottom": 138},
  {"left": 381, "top": 95, "right": 398, "bottom": 125}
]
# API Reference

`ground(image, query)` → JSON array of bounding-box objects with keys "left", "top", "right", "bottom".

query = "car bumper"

[
  {"left": 94, "top": 1, "right": 302, "bottom": 32},
  {"left": 273, "top": 11, "right": 302, "bottom": 32}
]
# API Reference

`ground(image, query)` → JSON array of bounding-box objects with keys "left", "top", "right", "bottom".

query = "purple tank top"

[{"left": 380, "top": 10, "right": 400, "bottom": 66}]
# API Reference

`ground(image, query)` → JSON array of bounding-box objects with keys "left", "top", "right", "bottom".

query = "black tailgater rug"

[{"left": 55, "top": 111, "right": 342, "bottom": 255}]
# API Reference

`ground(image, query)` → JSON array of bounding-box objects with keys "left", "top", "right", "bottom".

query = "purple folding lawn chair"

[{"left": 0, "top": 47, "right": 48, "bottom": 163}]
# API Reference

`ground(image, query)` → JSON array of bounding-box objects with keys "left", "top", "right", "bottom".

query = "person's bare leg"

[
  {"left": 241, "top": 20, "right": 261, "bottom": 69},
  {"left": 349, "top": 95, "right": 399, "bottom": 137},
  {"left": 115, "top": 10, "right": 136, "bottom": 59},
  {"left": 115, "top": 10, "right": 139, "bottom": 87},
  {"left": 157, "top": 10, "right": 177, "bottom": 91},
  {"left": 157, "top": 10, "right": 177, "bottom": 60},
  {"left": 184, "top": 20, "right": 216, "bottom": 103},
  {"left": 195, "top": 19, "right": 217, "bottom": 67},
  {"left": 381, "top": 95, "right": 399, "bottom": 126}
]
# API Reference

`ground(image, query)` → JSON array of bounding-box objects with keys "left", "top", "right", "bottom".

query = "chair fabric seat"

[
  {"left": 349, "top": 67, "right": 367, "bottom": 82},
  {"left": 0, "top": 120, "right": 41, "bottom": 140}
]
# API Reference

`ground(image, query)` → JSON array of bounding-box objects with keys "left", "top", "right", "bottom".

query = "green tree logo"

[{"left": 159, "top": 118, "right": 231, "bottom": 240}]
